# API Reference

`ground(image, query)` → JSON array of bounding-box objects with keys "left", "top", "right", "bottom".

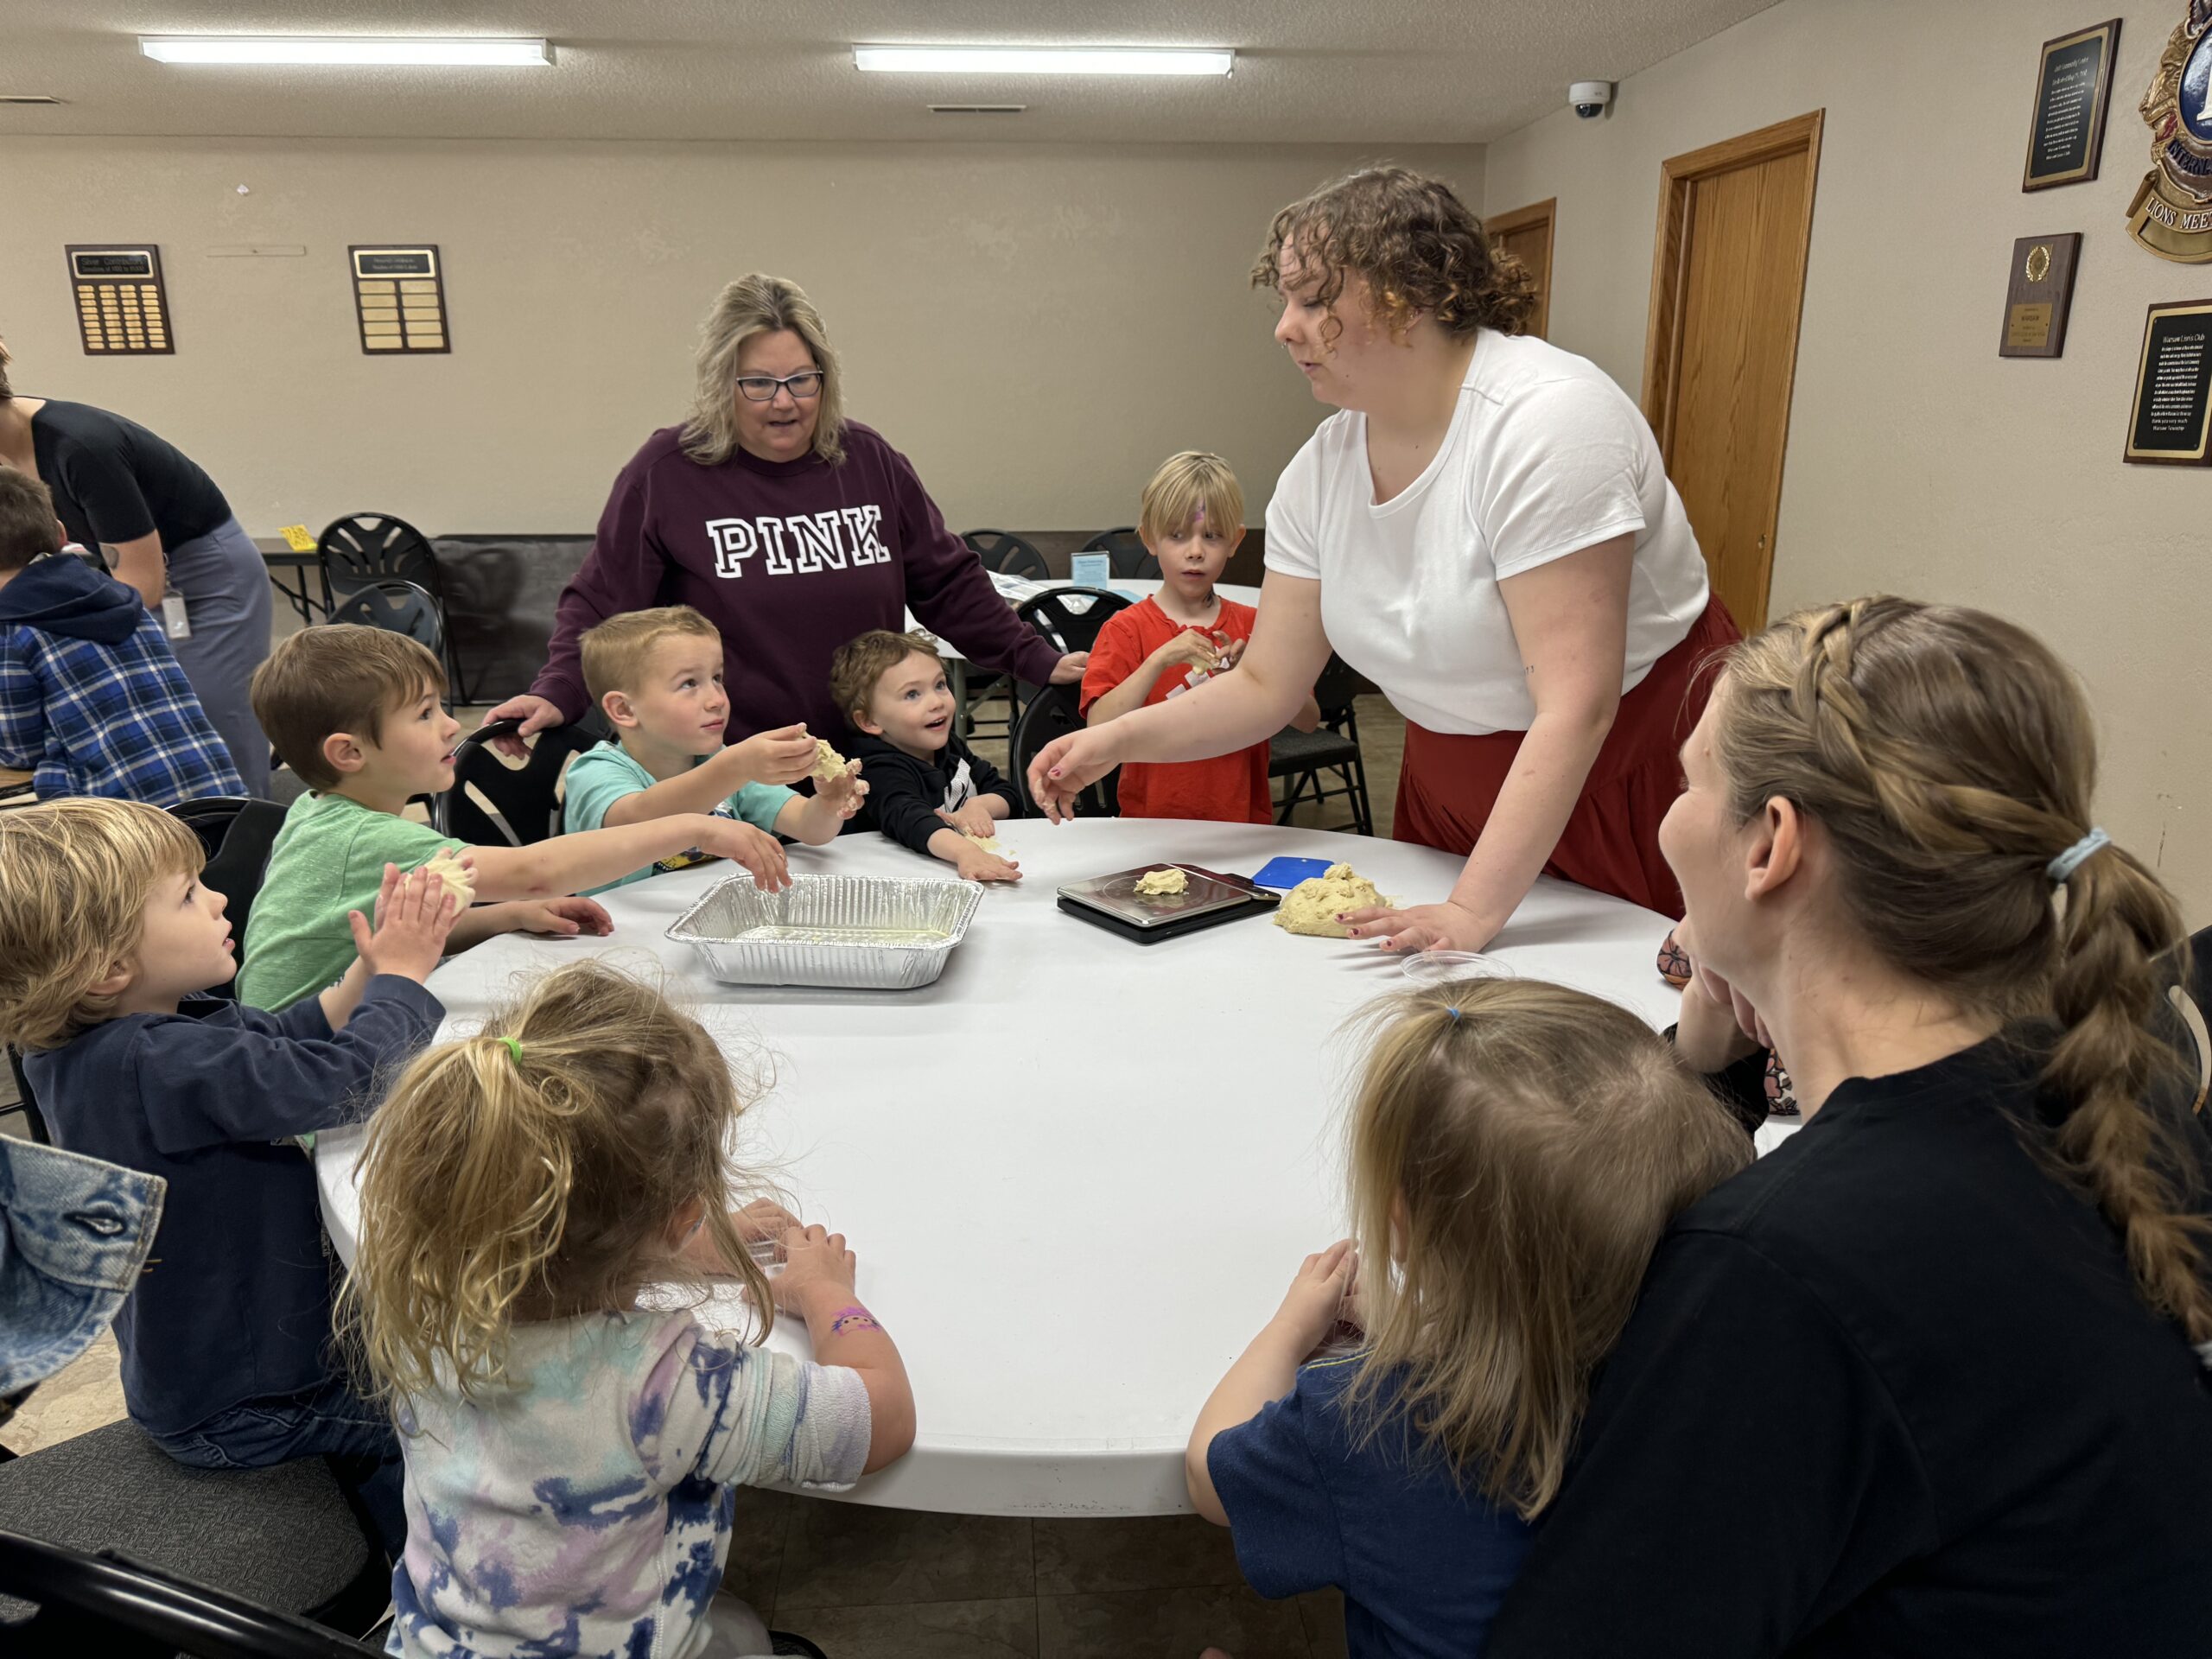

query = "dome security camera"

[{"left": 1570, "top": 80, "right": 1613, "bottom": 120}]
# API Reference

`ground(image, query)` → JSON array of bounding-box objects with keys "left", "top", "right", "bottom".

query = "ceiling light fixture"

[
  {"left": 138, "top": 36, "right": 552, "bottom": 67},
  {"left": 854, "top": 45, "right": 1232, "bottom": 77}
]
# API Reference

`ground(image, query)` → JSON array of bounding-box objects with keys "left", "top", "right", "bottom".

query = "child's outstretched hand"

[
  {"left": 771, "top": 1223, "right": 858, "bottom": 1313},
  {"left": 1268, "top": 1239, "right": 1358, "bottom": 1357},
  {"left": 508, "top": 895, "right": 613, "bottom": 938},
  {"left": 349, "top": 862, "right": 460, "bottom": 983},
  {"left": 732, "top": 722, "right": 819, "bottom": 788},
  {"left": 936, "top": 799, "right": 997, "bottom": 839},
  {"left": 700, "top": 819, "right": 792, "bottom": 891},
  {"left": 818, "top": 757, "right": 868, "bottom": 820},
  {"left": 953, "top": 844, "right": 1022, "bottom": 884}
]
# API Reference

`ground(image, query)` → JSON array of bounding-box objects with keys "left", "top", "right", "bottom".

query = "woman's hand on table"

[
  {"left": 701, "top": 820, "right": 792, "bottom": 891},
  {"left": 1027, "top": 724, "right": 1126, "bottom": 824},
  {"left": 480, "top": 695, "right": 563, "bottom": 760},
  {"left": 731, "top": 722, "right": 818, "bottom": 788},
  {"left": 505, "top": 895, "right": 613, "bottom": 938},
  {"left": 1047, "top": 652, "right": 1090, "bottom": 685},
  {"left": 1339, "top": 899, "right": 1498, "bottom": 955}
]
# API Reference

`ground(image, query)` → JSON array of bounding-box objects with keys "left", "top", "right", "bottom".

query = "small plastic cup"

[{"left": 1399, "top": 950, "right": 1516, "bottom": 985}]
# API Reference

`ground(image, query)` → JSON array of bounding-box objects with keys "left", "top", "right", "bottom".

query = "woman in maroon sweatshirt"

[{"left": 486, "top": 274, "right": 1083, "bottom": 747}]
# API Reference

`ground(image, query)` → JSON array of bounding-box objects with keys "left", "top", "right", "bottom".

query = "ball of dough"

[
  {"left": 811, "top": 739, "right": 850, "bottom": 782},
  {"left": 1134, "top": 868, "right": 1189, "bottom": 896},
  {"left": 1272, "top": 862, "right": 1387, "bottom": 938},
  {"left": 416, "top": 849, "right": 477, "bottom": 906}
]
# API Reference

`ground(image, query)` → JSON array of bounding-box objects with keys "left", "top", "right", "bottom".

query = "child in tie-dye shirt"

[{"left": 343, "top": 960, "right": 916, "bottom": 1658}]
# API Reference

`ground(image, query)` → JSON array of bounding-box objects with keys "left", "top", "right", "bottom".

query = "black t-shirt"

[
  {"left": 29, "top": 399, "right": 230, "bottom": 553},
  {"left": 1488, "top": 1034, "right": 2212, "bottom": 1659}
]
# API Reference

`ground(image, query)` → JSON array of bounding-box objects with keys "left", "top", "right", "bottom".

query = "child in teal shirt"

[{"left": 563, "top": 607, "right": 867, "bottom": 891}]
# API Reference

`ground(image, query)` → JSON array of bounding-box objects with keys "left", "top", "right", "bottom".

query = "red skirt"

[{"left": 1392, "top": 594, "right": 1740, "bottom": 919}]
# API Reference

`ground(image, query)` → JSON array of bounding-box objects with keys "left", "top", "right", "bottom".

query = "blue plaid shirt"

[{"left": 0, "top": 563, "right": 243, "bottom": 805}]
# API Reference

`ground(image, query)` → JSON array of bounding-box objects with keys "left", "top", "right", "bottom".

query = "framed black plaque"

[
  {"left": 2125, "top": 299, "right": 2212, "bottom": 463},
  {"left": 348, "top": 245, "right": 449, "bottom": 354},
  {"left": 65, "top": 245, "right": 173, "bottom": 355},
  {"left": 2024, "top": 19, "right": 2120, "bottom": 190},
  {"left": 1999, "top": 232, "right": 2082, "bottom": 358}
]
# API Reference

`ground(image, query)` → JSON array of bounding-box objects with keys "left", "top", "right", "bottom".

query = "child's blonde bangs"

[{"left": 1139, "top": 452, "right": 1245, "bottom": 543}]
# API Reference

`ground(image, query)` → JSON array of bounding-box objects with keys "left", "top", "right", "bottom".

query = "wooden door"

[
  {"left": 1643, "top": 112, "right": 1822, "bottom": 631},
  {"left": 1485, "top": 198, "right": 1555, "bottom": 340}
]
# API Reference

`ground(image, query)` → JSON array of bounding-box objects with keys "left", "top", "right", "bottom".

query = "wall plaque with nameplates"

[
  {"left": 349, "top": 245, "right": 449, "bottom": 354},
  {"left": 66, "top": 245, "right": 174, "bottom": 355}
]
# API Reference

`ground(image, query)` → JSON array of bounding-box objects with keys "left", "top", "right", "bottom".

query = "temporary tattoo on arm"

[{"left": 827, "top": 1305, "right": 882, "bottom": 1338}]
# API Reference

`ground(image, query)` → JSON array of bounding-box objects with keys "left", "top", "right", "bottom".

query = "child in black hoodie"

[
  {"left": 0, "top": 469, "right": 242, "bottom": 804},
  {"left": 829, "top": 629, "right": 1022, "bottom": 882}
]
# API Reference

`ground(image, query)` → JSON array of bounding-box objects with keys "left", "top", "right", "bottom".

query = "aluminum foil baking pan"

[{"left": 664, "top": 874, "right": 982, "bottom": 990}]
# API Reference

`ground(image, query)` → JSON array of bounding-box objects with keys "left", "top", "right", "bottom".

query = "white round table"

[{"left": 315, "top": 818, "right": 1681, "bottom": 1516}]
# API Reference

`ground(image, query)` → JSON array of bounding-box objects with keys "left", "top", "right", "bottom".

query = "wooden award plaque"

[{"left": 1999, "top": 232, "right": 2082, "bottom": 358}]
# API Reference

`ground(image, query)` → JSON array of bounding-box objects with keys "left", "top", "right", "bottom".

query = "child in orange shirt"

[{"left": 1079, "top": 453, "right": 1317, "bottom": 823}]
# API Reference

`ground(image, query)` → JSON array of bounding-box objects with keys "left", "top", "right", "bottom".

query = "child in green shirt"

[
  {"left": 238, "top": 626, "right": 791, "bottom": 1010},
  {"left": 562, "top": 607, "right": 867, "bottom": 893}
]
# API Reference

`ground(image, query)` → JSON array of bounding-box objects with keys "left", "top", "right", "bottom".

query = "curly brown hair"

[{"left": 1252, "top": 166, "right": 1538, "bottom": 345}]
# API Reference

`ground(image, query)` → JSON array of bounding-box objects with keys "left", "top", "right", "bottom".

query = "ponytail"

[{"left": 2045, "top": 847, "right": 2212, "bottom": 1344}]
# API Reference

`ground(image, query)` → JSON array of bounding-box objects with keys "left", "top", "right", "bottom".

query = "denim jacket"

[{"left": 0, "top": 1137, "right": 164, "bottom": 1395}]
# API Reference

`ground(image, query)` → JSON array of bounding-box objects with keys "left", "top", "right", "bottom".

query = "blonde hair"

[
  {"left": 342, "top": 960, "right": 773, "bottom": 1405},
  {"left": 0, "top": 799, "right": 203, "bottom": 1051},
  {"left": 1713, "top": 596, "right": 2209, "bottom": 1343},
  {"left": 1138, "top": 452, "right": 1245, "bottom": 543},
  {"left": 1252, "top": 166, "right": 1539, "bottom": 345},
  {"left": 250, "top": 626, "right": 447, "bottom": 791},
  {"left": 581, "top": 606, "right": 721, "bottom": 708},
  {"left": 0, "top": 336, "right": 13, "bottom": 400},
  {"left": 681, "top": 274, "right": 848, "bottom": 468},
  {"left": 1342, "top": 977, "right": 1748, "bottom": 1518},
  {"left": 829, "top": 629, "right": 938, "bottom": 730}
]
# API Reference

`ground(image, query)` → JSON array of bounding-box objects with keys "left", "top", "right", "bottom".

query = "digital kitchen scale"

[{"left": 1056, "top": 863, "right": 1280, "bottom": 944}]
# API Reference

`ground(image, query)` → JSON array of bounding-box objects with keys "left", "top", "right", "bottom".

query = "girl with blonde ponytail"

[
  {"left": 345, "top": 959, "right": 914, "bottom": 1659},
  {"left": 1490, "top": 597, "right": 2212, "bottom": 1659}
]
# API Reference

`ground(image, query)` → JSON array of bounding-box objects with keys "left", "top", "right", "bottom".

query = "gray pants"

[{"left": 164, "top": 515, "right": 273, "bottom": 797}]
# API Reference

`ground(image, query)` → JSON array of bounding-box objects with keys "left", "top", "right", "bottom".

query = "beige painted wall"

[
  {"left": 0, "top": 137, "right": 1477, "bottom": 536},
  {"left": 1483, "top": 0, "right": 2212, "bottom": 920}
]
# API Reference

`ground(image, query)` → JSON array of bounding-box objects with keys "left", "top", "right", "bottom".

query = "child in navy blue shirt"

[
  {"left": 0, "top": 798, "right": 459, "bottom": 1554},
  {"left": 1185, "top": 978, "right": 1750, "bottom": 1658}
]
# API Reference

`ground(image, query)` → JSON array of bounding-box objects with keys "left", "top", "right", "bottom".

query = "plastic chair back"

[
  {"left": 961, "top": 529, "right": 1047, "bottom": 580},
  {"left": 315, "top": 514, "right": 442, "bottom": 602},
  {"left": 168, "top": 797, "right": 287, "bottom": 975},
  {"left": 1079, "top": 527, "right": 1159, "bottom": 581},
  {"left": 1013, "top": 587, "right": 1131, "bottom": 656},
  {"left": 328, "top": 581, "right": 445, "bottom": 659},
  {"left": 442, "top": 716, "right": 608, "bottom": 847},
  {"left": 1010, "top": 683, "right": 1117, "bottom": 817}
]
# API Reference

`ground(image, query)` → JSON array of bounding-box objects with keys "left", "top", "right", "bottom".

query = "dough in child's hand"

[
  {"left": 1273, "top": 863, "right": 1386, "bottom": 938},
  {"left": 811, "top": 739, "right": 850, "bottom": 782},
  {"left": 1134, "top": 868, "right": 1188, "bottom": 896},
  {"left": 966, "top": 833, "right": 1001, "bottom": 853},
  {"left": 416, "top": 849, "right": 476, "bottom": 906}
]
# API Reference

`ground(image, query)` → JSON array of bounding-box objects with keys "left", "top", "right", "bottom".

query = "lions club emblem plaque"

[{"left": 2127, "top": 2, "right": 2212, "bottom": 259}]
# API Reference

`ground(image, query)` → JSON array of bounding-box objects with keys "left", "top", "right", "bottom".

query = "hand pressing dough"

[
  {"left": 966, "top": 833, "right": 1002, "bottom": 853},
  {"left": 811, "top": 739, "right": 850, "bottom": 782},
  {"left": 1272, "top": 862, "right": 1387, "bottom": 938},
  {"left": 416, "top": 849, "right": 477, "bottom": 906},
  {"left": 1134, "top": 868, "right": 1189, "bottom": 896}
]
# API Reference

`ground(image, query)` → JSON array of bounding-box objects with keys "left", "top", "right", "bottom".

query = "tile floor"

[{"left": 0, "top": 655, "right": 1406, "bottom": 1656}]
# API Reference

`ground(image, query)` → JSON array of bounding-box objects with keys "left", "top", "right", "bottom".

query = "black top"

[
  {"left": 29, "top": 399, "right": 231, "bottom": 553},
  {"left": 847, "top": 731, "right": 1017, "bottom": 856},
  {"left": 1488, "top": 1033, "right": 2212, "bottom": 1659}
]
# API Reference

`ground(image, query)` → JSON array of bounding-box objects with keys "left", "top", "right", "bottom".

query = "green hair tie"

[{"left": 499, "top": 1035, "right": 524, "bottom": 1067}]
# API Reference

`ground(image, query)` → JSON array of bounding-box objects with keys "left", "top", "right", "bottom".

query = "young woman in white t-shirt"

[{"left": 1028, "top": 168, "right": 1738, "bottom": 951}]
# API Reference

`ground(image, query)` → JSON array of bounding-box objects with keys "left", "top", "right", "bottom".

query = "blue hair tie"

[
  {"left": 2046, "top": 828, "right": 2110, "bottom": 886},
  {"left": 1446, "top": 1007, "right": 1462, "bottom": 1023}
]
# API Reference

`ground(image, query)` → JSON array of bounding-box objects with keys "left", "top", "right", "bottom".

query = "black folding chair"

[
  {"left": 960, "top": 529, "right": 1047, "bottom": 581},
  {"left": 1009, "top": 683, "right": 1117, "bottom": 818},
  {"left": 1269, "top": 655, "right": 1374, "bottom": 836},
  {"left": 440, "top": 715, "right": 609, "bottom": 846},
  {"left": 1078, "top": 526, "right": 1159, "bottom": 581},
  {"left": 327, "top": 581, "right": 445, "bottom": 661},
  {"left": 1004, "top": 587, "right": 1132, "bottom": 732},
  {"left": 315, "top": 514, "right": 467, "bottom": 700}
]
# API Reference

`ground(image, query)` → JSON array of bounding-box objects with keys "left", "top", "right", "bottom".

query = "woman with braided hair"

[
  {"left": 1488, "top": 597, "right": 2212, "bottom": 1658},
  {"left": 1029, "top": 167, "right": 1732, "bottom": 950}
]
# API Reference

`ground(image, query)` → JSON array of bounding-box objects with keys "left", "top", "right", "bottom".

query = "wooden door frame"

[
  {"left": 1641, "top": 111, "right": 1822, "bottom": 623},
  {"left": 1486, "top": 197, "right": 1555, "bottom": 334}
]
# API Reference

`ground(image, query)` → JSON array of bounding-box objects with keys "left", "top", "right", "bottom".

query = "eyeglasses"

[{"left": 734, "top": 370, "right": 824, "bottom": 403}]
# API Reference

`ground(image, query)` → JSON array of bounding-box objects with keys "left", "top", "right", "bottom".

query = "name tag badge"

[{"left": 161, "top": 594, "right": 191, "bottom": 640}]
